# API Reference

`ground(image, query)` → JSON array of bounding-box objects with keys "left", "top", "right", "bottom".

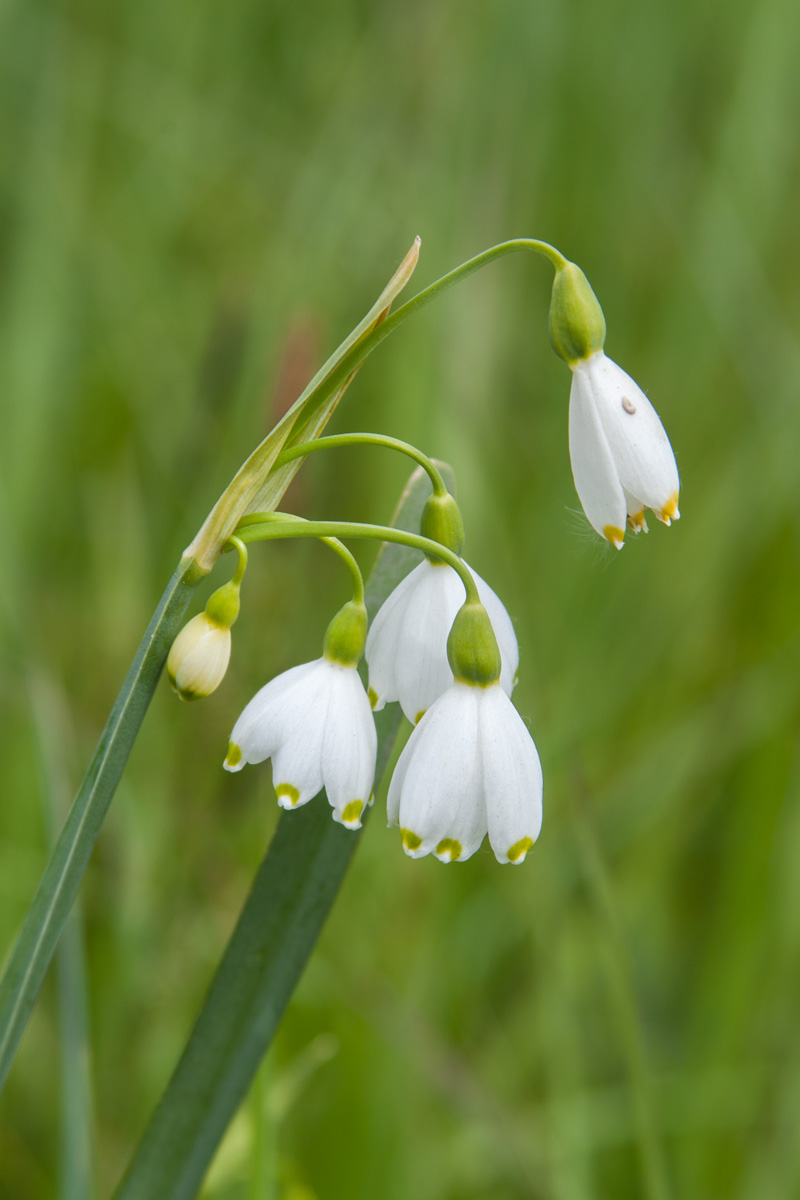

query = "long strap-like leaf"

[
  {"left": 113, "top": 465, "right": 445, "bottom": 1200},
  {"left": 0, "top": 562, "right": 198, "bottom": 1092}
]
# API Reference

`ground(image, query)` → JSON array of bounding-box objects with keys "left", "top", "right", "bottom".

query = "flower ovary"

[
  {"left": 323, "top": 601, "right": 368, "bottom": 666},
  {"left": 447, "top": 601, "right": 502, "bottom": 687},
  {"left": 549, "top": 262, "right": 607, "bottom": 365},
  {"left": 420, "top": 492, "right": 465, "bottom": 560}
]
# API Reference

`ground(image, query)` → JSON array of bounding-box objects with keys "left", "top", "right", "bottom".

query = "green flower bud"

[
  {"left": 420, "top": 492, "right": 465, "bottom": 560},
  {"left": 549, "top": 262, "right": 606, "bottom": 365},
  {"left": 446, "top": 600, "right": 502, "bottom": 688},
  {"left": 323, "top": 600, "right": 368, "bottom": 667}
]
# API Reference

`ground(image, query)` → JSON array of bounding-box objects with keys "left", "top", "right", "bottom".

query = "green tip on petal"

[
  {"left": 340, "top": 800, "right": 364, "bottom": 827},
  {"left": 401, "top": 828, "right": 422, "bottom": 852},
  {"left": 276, "top": 783, "right": 301, "bottom": 808},
  {"left": 224, "top": 742, "right": 242, "bottom": 769},
  {"left": 435, "top": 838, "right": 462, "bottom": 862},
  {"left": 507, "top": 837, "right": 535, "bottom": 864},
  {"left": 368, "top": 686, "right": 379, "bottom": 709}
]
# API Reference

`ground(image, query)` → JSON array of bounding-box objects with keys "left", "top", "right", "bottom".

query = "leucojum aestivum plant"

[{"left": 0, "top": 237, "right": 680, "bottom": 1198}]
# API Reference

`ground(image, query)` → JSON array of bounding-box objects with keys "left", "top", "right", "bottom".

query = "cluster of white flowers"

[
  {"left": 223, "top": 557, "right": 542, "bottom": 866},
  {"left": 168, "top": 251, "right": 681, "bottom": 868}
]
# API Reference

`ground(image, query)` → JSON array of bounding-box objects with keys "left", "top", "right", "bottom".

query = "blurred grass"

[{"left": 2, "top": 0, "right": 800, "bottom": 1195}]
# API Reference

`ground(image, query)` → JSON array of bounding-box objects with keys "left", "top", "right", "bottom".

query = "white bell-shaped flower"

[
  {"left": 224, "top": 658, "right": 376, "bottom": 828},
  {"left": 365, "top": 560, "right": 518, "bottom": 724},
  {"left": 568, "top": 350, "right": 680, "bottom": 548},
  {"left": 388, "top": 681, "right": 542, "bottom": 864}
]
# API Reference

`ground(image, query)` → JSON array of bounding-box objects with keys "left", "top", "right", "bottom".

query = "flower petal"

[
  {"left": 367, "top": 558, "right": 519, "bottom": 720},
  {"left": 474, "top": 572, "right": 519, "bottom": 696},
  {"left": 569, "top": 364, "right": 628, "bottom": 545},
  {"left": 269, "top": 661, "right": 333, "bottom": 807},
  {"left": 226, "top": 660, "right": 320, "bottom": 770},
  {"left": 394, "top": 563, "right": 461, "bottom": 724},
  {"left": 174, "top": 625, "right": 231, "bottom": 701},
  {"left": 581, "top": 353, "right": 680, "bottom": 515},
  {"left": 321, "top": 665, "right": 377, "bottom": 828},
  {"left": 480, "top": 687, "right": 543, "bottom": 865},
  {"left": 365, "top": 563, "right": 425, "bottom": 710},
  {"left": 388, "top": 683, "right": 483, "bottom": 859}
]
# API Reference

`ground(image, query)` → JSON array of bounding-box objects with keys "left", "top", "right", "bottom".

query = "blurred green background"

[{"left": 2, "top": 0, "right": 800, "bottom": 1196}]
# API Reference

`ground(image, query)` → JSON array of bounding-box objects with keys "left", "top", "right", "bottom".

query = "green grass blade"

[
  {"left": 112, "top": 464, "right": 444, "bottom": 1200},
  {"left": 0, "top": 560, "right": 199, "bottom": 1094}
]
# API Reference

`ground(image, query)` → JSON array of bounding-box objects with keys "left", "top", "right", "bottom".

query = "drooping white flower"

[
  {"left": 568, "top": 351, "right": 680, "bottom": 548},
  {"left": 388, "top": 680, "right": 542, "bottom": 864},
  {"left": 167, "top": 613, "right": 231, "bottom": 702},
  {"left": 365, "top": 561, "right": 518, "bottom": 724},
  {"left": 224, "top": 657, "right": 377, "bottom": 829}
]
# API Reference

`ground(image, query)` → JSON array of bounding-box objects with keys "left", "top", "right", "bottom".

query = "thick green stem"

[
  {"left": 0, "top": 560, "right": 199, "bottom": 1094},
  {"left": 275, "top": 433, "right": 450, "bottom": 497},
  {"left": 235, "top": 514, "right": 479, "bottom": 603}
]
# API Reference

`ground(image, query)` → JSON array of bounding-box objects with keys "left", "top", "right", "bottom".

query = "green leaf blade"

[
  {"left": 113, "top": 463, "right": 447, "bottom": 1200},
  {"left": 0, "top": 562, "right": 198, "bottom": 1094}
]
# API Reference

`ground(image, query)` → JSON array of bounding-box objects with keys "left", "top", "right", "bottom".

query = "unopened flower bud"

[{"left": 167, "top": 612, "right": 231, "bottom": 702}]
